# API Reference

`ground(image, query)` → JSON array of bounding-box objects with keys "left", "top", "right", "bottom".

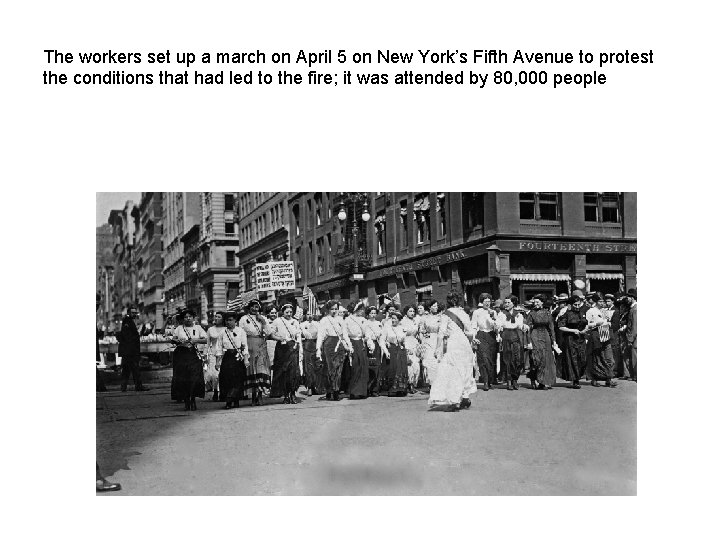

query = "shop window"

[
  {"left": 584, "top": 192, "right": 621, "bottom": 223},
  {"left": 437, "top": 193, "right": 446, "bottom": 237},
  {"left": 375, "top": 211, "right": 386, "bottom": 256},
  {"left": 414, "top": 193, "right": 431, "bottom": 244},
  {"left": 463, "top": 192, "right": 484, "bottom": 232},
  {"left": 399, "top": 200, "right": 408, "bottom": 249},
  {"left": 520, "top": 192, "right": 560, "bottom": 221}
]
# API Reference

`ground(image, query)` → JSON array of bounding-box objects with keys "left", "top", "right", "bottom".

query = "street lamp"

[{"left": 336, "top": 193, "right": 371, "bottom": 275}]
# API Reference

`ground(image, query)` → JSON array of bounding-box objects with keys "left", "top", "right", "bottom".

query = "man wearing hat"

[{"left": 117, "top": 305, "right": 149, "bottom": 392}]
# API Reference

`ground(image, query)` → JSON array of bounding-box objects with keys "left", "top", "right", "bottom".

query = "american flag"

[
  {"left": 303, "top": 285, "right": 319, "bottom": 316},
  {"left": 227, "top": 291, "right": 258, "bottom": 312}
]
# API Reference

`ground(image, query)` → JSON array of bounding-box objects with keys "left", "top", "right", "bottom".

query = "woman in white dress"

[
  {"left": 428, "top": 291, "right": 477, "bottom": 412},
  {"left": 204, "top": 312, "right": 224, "bottom": 401},
  {"left": 419, "top": 299, "right": 443, "bottom": 388},
  {"left": 401, "top": 305, "right": 421, "bottom": 394}
]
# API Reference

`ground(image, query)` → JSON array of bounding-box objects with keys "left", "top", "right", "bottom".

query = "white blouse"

[
  {"left": 471, "top": 308, "right": 497, "bottom": 333},
  {"left": 219, "top": 326, "right": 249, "bottom": 355},
  {"left": 270, "top": 317, "right": 301, "bottom": 342},
  {"left": 316, "top": 316, "right": 351, "bottom": 350}
]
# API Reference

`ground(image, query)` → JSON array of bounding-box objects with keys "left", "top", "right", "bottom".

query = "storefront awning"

[
  {"left": 464, "top": 277, "right": 493, "bottom": 286},
  {"left": 586, "top": 272, "right": 624, "bottom": 280},
  {"left": 510, "top": 273, "right": 571, "bottom": 282},
  {"left": 415, "top": 284, "right": 433, "bottom": 293}
]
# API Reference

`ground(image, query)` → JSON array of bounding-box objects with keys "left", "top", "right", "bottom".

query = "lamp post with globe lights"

[{"left": 336, "top": 193, "right": 371, "bottom": 277}]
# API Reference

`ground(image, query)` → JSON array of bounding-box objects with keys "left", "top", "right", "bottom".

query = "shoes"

[
  {"left": 289, "top": 393, "right": 297, "bottom": 404},
  {"left": 224, "top": 403, "right": 233, "bottom": 410},
  {"left": 538, "top": 383, "right": 546, "bottom": 390},
  {"left": 184, "top": 401, "right": 191, "bottom": 411},
  {"left": 96, "top": 479, "right": 121, "bottom": 492},
  {"left": 450, "top": 404, "right": 461, "bottom": 412},
  {"left": 512, "top": 380, "right": 519, "bottom": 390},
  {"left": 531, "top": 380, "right": 537, "bottom": 390},
  {"left": 282, "top": 396, "right": 290, "bottom": 404},
  {"left": 460, "top": 398, "right": 471, "bottom": 409},
  {"left": 190, "top": 400, "right": 197, "bottom": 411},
  {"left": 212, "top": 391, "right": 218, "bottom": 402},
  {"left": 326, "top": 393, "right": 332, "bottom": 401},
  {"left": 605, "top": 380, "right": 618, "bottom": 388},
  {"left": 333, "top": 391, "right": 340, "bottom": 401}
]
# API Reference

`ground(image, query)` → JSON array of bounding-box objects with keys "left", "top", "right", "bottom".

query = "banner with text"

[{"left": 255, "top": 261, "right": 296, "bottom": 291}]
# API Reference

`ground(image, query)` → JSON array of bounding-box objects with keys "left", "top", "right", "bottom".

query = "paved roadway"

[{"left": 96, "top": 377, "right": 636, "bottom": 495}]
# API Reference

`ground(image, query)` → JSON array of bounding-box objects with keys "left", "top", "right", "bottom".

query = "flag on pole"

[
  {"left": 227, "top": 290, "right": 258, "bottom": 312},
  {"left": 303, "top": 285, "right": 319, "bottom": 316}
]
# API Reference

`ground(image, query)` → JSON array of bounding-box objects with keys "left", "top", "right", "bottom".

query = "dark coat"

[{"left": 117, "top": 315, "right": 141, "bottom": 356}]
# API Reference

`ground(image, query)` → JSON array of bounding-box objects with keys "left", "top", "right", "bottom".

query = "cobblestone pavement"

[{"left": 96, "top": 377, "right": 636, "bottom": 495}]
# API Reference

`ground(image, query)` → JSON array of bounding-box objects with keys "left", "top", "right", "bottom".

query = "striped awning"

[
  {"left": 415, "top": 284, "right": 433, "bottom": 293},
  {"left": 510, "top": 273, "right": 571, "bottom": 282},
  {"left": 464, "top": 277, "right": 493, "bottom": 286},
  {"left": 586, "top": 272, "right": 624, "bottom": 280}
]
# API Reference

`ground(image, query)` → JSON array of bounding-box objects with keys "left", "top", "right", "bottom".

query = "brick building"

[
  {"left": 134, "top": 192, "right": 165, "bottom": 326},
  {"left": 289, "top": 192, "right": 637, "bottom": 309}
]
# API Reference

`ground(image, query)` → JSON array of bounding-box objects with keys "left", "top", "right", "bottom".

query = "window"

[
  {"left": 308, "top": 242, "right": 314, "bottom": 277},
  {"left": 414, "top": 193, "right": 431, "bottom": 244},
  {"left": 224, "top": 221, "right": 234, "bottom": 234},
  {"left": 317, "top": 238, "right": 325, "bottom": 274},
  {"left": 244, "top": 264, "right": 253, "bottom": 290},
  {"left": 292, "top": 204, "right": 300, "bottom": 236},
  {"left": 224, "top": 194, "right": 234, "bottom": 211},
  {"left": 463, "top": 192, "right": 484, "bottom": 231},
  {"left": 326, "top": 193, "right": 332, "bottom": 220},
  {"left": 295, "top": 247, "right": 302, "bottom": 279},
  {"left": 307, "top": 199, "right": 313, "bottom": 229},
  {"left": 585, "top": 192, "right": 621, "bottom": 223},
  {"left": 326, "top": 233, "right": 332, "bottom": 269},
  {"left": 519, "top": 192, "right": 559, "bottom": 221},
  {"left": 315, "top": 193, "right": 322, "bottom": 225},
  {"left": 437, "top": 193, "right": 446, "bottom": 237},
  {"left": 399, "top": 200, "right": 408, "bottom": 249},
  {"left": 226, "top": 251, "right": 235, "bottom": 268},
  {"left": 375, "top": 211, "right": 386, "bottom": 255}
]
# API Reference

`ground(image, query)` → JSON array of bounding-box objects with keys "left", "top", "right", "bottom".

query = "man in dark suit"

[
  {"left": 117, "top": 305, "right": 149, "bottom": 392},
  {"left": 625, "top": 289, "right": 637, "bottom": 381}
]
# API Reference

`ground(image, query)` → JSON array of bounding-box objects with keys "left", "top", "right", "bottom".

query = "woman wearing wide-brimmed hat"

[
  {"left": 170, "top": 308, "right": 207, "bottom": 410},
  {"left": 239, "top": 299, "right": 272, "bottom": 406},
  {"left": 269, "top": 303, "right": 302, "bottom": 404},
  {"left": 217, "top": 311, "right": 249, "bottom": 409}
]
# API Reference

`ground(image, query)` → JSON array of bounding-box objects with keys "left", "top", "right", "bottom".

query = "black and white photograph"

[{"left": 96, "top": 191, "right": 637, "bottom": 496}]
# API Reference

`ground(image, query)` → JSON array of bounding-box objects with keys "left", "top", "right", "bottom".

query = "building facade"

[
  {"left": 107, "top": 201, "right": 140, "bottom": 319},
  {"left": 236, "top": 192, "right": 290, "bottom": 305},
  {"left": 289, "top": 192, "right": 637, "bottom": 309},
  {"left": 196, "top": 192, "right": 240, "bottom": 319},
  {"left": 162, "top": 192, "right": 201, "bottom": 322},
  {"left": 96, "top": 223, "right": 115, "bottom": 325},
  {"left": 134, "top": 192, "right": 165, "bottom": 326}
]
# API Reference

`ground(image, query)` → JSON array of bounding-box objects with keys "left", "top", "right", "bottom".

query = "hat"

[
  {"left": 280, "top": 303, "right": 294, "bottom": 313},
  {"left": 348, "top": 300, "right": 364, "bottom": 314},
  {"left": 627, "top": 288, "right": 637, "bottom": 299},
  {"left": 556, "top": 293, "right": 569, "bottom": 303},
  {"left": 176, "top": 308, "right": 196, "bottom": 320},
  {"left": 589, "top": 292, "right": 602, "bottom": 302},
  {"left": 247, "top": 299, "right": 261, "bottom": 309},
  {"left": 604, "top": 293, "right": 615, "bottom": 301},
  {"left": 571, "top": 289, "right": 585, "bottom": 299}
]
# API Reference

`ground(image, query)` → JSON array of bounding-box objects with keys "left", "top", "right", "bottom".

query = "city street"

[{"left": 96, "top": 377, "right": 636, "bottom": 495}]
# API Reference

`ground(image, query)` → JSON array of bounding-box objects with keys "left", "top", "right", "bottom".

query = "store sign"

[
  {"left": 376, "top": 249, "right": 472, "bottom": 278},
  {"left": 255, "top": 262, "right": 296, "bottom": 291},
  {"left": 504, "top": 240, "right": 637, "bottom": 254}
]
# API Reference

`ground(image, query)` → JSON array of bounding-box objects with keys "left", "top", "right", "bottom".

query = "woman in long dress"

[
  {"left": 363, "top": 306, "right": 383, "bottom": 397},
  {"left": 584, "top": 292, "right": 618, "bottom": 388},
  {"left": 525, "top": 294, "right": 558, "bottom": 390},
  {"left": 300, "top": 313, "right": 321, "bottom": 396},
  {"left": 379, "top": 311, "right": 409, "bottom": 397},
  {"left": 428, "top": 290, "right": 477, "bottom": 411},
  {"left": 419, "top": 299, "right": 443, "bottom": 389},
  {"left": 217, "top": 311, "right": 249, "bottom": 409},
  {"left": 345, "top": 301, "right": 372, "bottom": 399},
  {"left": 557, "top": 293, "right": 588, "bottom": 389},
  {"left": 471, "top": 293, "right": 497, "bottom": 391},
  {"left": 496, "top": 295, "right": 526, "bottom": 391},
  {"left": 401, "top": 305, "right": 421, "bottom": 394},
  {"left": 170, "top": 308, "right": 207, "bottom": 411},
  {"left": 240, "top": 299, "right": 272, "bottom": 406},
  {"left": 205, "top": 312, "right": 224, "bottom": 401},
  {"left": 316, "top": 301, "right": 350, "bottom": 401},
  {"left": 269, "top": 303, "right": 302, "bottom": 404}
]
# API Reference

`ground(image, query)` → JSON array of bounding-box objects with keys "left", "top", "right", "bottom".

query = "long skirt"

[
  {"left": 303, "top": 340, "right": 324, "bottom": 392},
  {"left": 173, "top": 346, "right": 205, "bottom": 400},
  {"left": 204, "top": 354, "right": 220, "bottom": 392},
  {"left": 322, "top": 336, "right": 346, "bottom": 393},
  {"left": 406, "top": 337, "right": 421, "bottom": 387},
  {"left": 367, "top": 340, "right": 381, "bottom": 395},
  {"left": 270, "top": 342, "right": 300, "bottom": 397},
  {"left": 501, "top": 336, "right": 524, "bottom": 382},
  {"left": 218, "top": 350, "right": 246, "bottom": 402},
  {"left": 386, "top": 343, "right": 409, "bottom": 396},
  {"left": 586, "top": 330, "right": 614, "bottom": 380},
  {"left": 528, "top": 327, "right": 557, "bottom": 387},
  {"left": 610, "top": 334, "right": 626, "bottom": 378},
  {"left": 475, "top": 330, "right": 497, "bottom": 383},
  {"left": 560, "top": 334, "right": 586, "bottom": 382},
  {"left": 244, "top": 336, "right": 271, "bottom": 394},
  {"left": 340, "top": 353, "right": 352, "bottom": 393},
  {"left": 348, "top": 339, "right": 369, "bottom": 398},
  {"left": 420, "top": 334, "right": 439, "bottom": 386}
]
